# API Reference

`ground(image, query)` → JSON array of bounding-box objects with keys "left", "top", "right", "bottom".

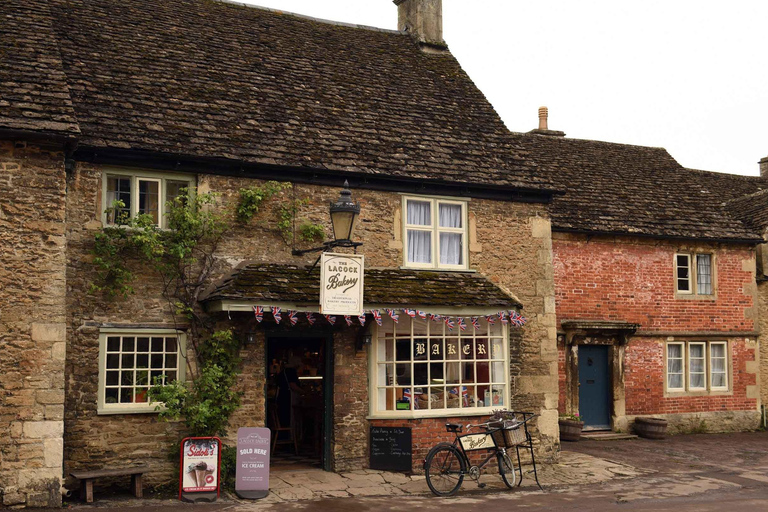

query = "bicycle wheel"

[
  {"left": 425, "top": 443, "right": 465, "bottom": 497},
  {"left": 498, "top": 451, "right": 516, "bottom": 489}
]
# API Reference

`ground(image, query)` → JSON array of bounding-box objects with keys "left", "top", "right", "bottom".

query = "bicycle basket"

[{"left": 490, "top": 421, "right": 526, "bottom": 447}]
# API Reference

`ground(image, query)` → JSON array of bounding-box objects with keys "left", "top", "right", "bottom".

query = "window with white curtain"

[
  {"left": 103, "top": 170, "right": 195, "bottom": 227},
  {"left": 403, "top": 196, "right": 468, "bottom": 270},
  {"left": 675, "top": 253, "right": 713, "bottom": 296},
  {"left": 665, "top": 340, "right": 729, "bottom": 393}
]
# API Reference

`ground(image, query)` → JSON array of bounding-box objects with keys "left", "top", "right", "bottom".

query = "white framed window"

[
  {"left": 403, "top": 196, "right": 468, "bottom": 270},
  {"left": 675, "top": 253, "right": 713, "bottom": 295},
  {"left": 97, "top": 329, "right": 186, "bottom": 415},
  {"left": 665, "top": 340, "right": 729, "bottom": 394},
  {"left": 102, "top": 170, "right": 195, "bottom": 227},
  {"left": 370, "top": 316, "right": 508, "bottom": 417}
]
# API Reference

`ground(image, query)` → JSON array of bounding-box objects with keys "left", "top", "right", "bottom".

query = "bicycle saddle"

[{"left": 445, "top": 423, "right": 462, "bottom": 433}]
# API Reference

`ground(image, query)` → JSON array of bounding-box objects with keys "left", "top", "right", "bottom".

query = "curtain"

[
  {"left": 696, "top": 254, "right": 712, "bottom": 294},
  {"left": 407, "top": 200, "right": 431, "bottom": 225},
  {"left": 440, "top": 233, "right": 462, "bottom": 265},
  {"left": 439, "top": 203, "right": 462, "bottom": 228},
  {"left": 407, "top": 230, "right": 431, "bottom": 263}
]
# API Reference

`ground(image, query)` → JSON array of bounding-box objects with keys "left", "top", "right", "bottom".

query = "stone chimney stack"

[
  {"left": 393, "top": 0, "right": 445, "bottom": 47},
  {"left": 760, "top": 156, "right": 768, "bottom": 179}
]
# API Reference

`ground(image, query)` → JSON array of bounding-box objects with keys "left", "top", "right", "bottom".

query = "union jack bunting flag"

[
  {"left": 305, "top": 312, "right": 316, "bottom": 326},
  {"left": 324, "top": 314, "right": 336, "bottom": 325},
  {"left": 485, "top": 315, "right": 496, "bottom": 325},
  {"left": 430, "top": 313, "right": 442, "bottom": 322},
  {"left": 252, "top": 305, "right": 264, "bottom": 322},
  {"left": 471, "top": 317, "right": 479, "bottom": 330},
  {"left": 287, "top": 310, "right": 298, "bottom": 325},
  {"left": 510, "top": 310, "right": 527, "bottom": 327},
  {"left": 358, "top": 314, "right": 367, "bottom": 326},
  {"left": 457, "top": 317, "right": 467, "bottom": 331},
  {"left": 404, "top": 308, "right": 416, "bottom": 318},
  {"left": 417, "top": 310, "right": 427, "bottom": 319},
  {"left": 272, "top": 306, "right": 282, "bottom": 324},
  {"left": 344, "top": 315, "right": 353, "bottom": 326},
  {"left": 372, "top": 310, "right": 382, "bottom": 326},
  {"left": 387, "top": 309, "right": 399, "bottom": 323},
  {"left": 499, "top": 311, "right": 508, "bottom": 324},
  {"left": 445, "top": 317, "right": 455, "bottom": 331}
]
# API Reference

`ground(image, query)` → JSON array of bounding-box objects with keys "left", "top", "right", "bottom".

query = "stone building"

[
  {"left": 0, "top": 0, "right": 561, "bottom": 507},
  {"left": 512, "top": 110, "right": 768, "bottom": 434}
]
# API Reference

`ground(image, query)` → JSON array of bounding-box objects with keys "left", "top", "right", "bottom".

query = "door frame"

[
  {"left": 266, "top": 330, "right": 334, "bottom": 471},
  {"left": 560, "top": 320, "right": 638, "bottom": 431}
]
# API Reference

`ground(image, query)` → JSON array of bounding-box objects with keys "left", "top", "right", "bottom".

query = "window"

[
  {"left": 103, "top": 170, "right": 194, "bottom": 227},
  {"left": 675, "top": 253, "right": 713, "bottom": 295},
  {"left": 371, "top": 316, "right": 508, "bottom": 416},
  {"left": 403, "top": 196, "right": 468, "bottom": 270},
  {"left": 97, "top": 329, "right": 186, "bottom": 414},
  {"left": 665, "top": 341, "right": 728, "bottom": 393}
]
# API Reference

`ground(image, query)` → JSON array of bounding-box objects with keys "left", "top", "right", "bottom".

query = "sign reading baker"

[{"left": 320, "top": 253, "right": 364, "bottom": 316}]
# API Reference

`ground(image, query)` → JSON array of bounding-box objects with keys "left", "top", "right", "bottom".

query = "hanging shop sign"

[
  {"left": 320, "top": 253, "right": 364, "bottom": 316},
  {"left": 235, "top": 427, "right": 271, "bottom": 499},
  {"left": 179, "top": 437, "right": 221, "bottom": 503}
]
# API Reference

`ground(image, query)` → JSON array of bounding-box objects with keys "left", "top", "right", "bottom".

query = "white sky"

[{"left": 237, "top": 0, "right": 768, "bottom": 176}]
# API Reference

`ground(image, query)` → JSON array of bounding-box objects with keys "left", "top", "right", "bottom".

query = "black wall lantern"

[{"left": 292, "top": 180, "right": 363, "bottom": 256}]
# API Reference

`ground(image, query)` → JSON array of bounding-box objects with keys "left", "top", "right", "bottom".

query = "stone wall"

[
  {"left": 62, "top": 166, "right": 558, "bottom": 487},
  {"left": 0, "top": 140, "right": 68, "bottom": 508}
]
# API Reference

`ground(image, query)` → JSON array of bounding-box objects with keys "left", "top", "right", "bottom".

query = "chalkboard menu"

[{"left": 370, "top": 427, "right": 412, "bottom": 472}]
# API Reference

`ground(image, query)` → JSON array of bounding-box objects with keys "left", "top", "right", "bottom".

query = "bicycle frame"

[{"left": 450, "top": 424, "right": 506, "bottom": 476}]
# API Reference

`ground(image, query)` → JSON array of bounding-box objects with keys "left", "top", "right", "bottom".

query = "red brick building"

[{"left": 512, "top": 119, "right": 768, "bottom": 434}]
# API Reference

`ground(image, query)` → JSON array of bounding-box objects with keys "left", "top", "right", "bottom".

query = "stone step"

[{"left": 580, "top": 431, "right": 638, "bottom": 441}]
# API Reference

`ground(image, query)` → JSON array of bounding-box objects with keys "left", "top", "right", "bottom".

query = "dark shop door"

[{"left": 578, "top": 345, "right": 611, "bottom": 429}]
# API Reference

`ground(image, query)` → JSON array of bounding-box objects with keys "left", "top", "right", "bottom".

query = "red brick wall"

[
  {"left": 624, "top": 338, "right": 757, "bottom": 414},
  {"left": 553, "top": 236, "right": 755, "bottom": 333}
]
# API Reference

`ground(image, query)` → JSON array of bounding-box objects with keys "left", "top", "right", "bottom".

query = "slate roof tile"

[
  {"left": 42, "top": 0, "right": 554, "bottom": 191},
  {"left": 202, "top": 264, "right": 522, "bottom": 309}
]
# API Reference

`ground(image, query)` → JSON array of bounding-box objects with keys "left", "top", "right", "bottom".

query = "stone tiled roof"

[
  {"left": 512, "top": 133, "right": 766, "bottom": 242},
  {"left": 201, "top": 263, "right": 522, "bottom": 309},
  {"left": 727, "top": 188, "right": 768, "bottom": 234},
  {"left": 0, "top": 0, "right": 79, "bottom": 136},
  {"left": 38, "top": 0, "right": 554, "bottom": 191}
]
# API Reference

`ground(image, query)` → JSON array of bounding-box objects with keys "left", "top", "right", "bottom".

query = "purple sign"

[{"left": 235, "top": 427, "right": 271, "bottom": 499}]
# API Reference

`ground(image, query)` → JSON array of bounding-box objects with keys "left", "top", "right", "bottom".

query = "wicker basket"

[{"left": 491, "top": 422, "right": 526, "bottom": 447}]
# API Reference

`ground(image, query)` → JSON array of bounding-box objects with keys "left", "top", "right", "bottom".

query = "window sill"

[
  {"left": 674, "top": 293, "right": 717, "bottom": 301},
  {"left": 98, "top": 404, "right": 166, "bottom": 415},
  {"left": 368, "top": 407, "right": 501, "bottom": 420},
  {"left": 399, "top": 266, "right": 476, "bottom": 273},
  {"left": 663, "top": 389, "right": 732, "bottom": 398}
]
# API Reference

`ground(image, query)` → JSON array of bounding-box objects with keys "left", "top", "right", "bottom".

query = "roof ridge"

[
  {"left": 212, "top": 0, "right": 403, "bottom": 35},
  {"left": 683, "top": 167, "right": 763, "bottom": 180},
  {"left": 511, "top": 131, "right": 673, "bottom": 153}
]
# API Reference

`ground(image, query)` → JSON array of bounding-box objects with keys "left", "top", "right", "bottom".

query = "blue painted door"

[{"left": 578, "top": 345, "right": 611, "bottom": 429}]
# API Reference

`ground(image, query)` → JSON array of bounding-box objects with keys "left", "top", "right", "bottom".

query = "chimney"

[
  {"left": 393, "top": 0, "right": 445, "bottom": 48},
  {"left": 761, "top": 156, "right": 768, "bottom": 179},
  {"left": 528, "top": 106, "right": 566, "bottom": 137}
]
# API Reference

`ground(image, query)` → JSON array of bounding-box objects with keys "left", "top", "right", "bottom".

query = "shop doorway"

[
  {"left": 266, "top": 335, "right": 332, "bottom": 471},
  {"left": 578, "top": 345, "right": 612, "bottom": 430}
]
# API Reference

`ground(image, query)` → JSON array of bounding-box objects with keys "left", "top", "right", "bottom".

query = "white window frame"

[
  {"left": 97, "top": 328, "right": 186, "bottom": 415},
  {"left": 666, "top": 342, "right": 685, "bottom": 391},
  {"left": 368, "top": 315, "right": 509, "bottom": 418},
  {"left": 102, "top": 169, "right": 195, "bottom": 228},
  {"left": 688, "top": 342, "right": 707, "bottom": 391},
  {"left": 675, "top": 252, "right": 714, "bottom": 296},
  {"left": 665, "top": 340, "right": 729, "bottom": 394},
  {"left": 402, "top": 196, "right": 469, "bottom": 271}
]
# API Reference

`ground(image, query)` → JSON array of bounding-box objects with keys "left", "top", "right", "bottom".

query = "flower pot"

[
  {"left": 558, "top": 419, "right": 584, "bottom": 442},
  {"left": 634, "top": 417, "right": 668, "bottom": 439}
]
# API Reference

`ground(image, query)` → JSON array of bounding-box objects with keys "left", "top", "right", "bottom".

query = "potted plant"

[{"left": 558, "top": 413, "right": 584, "bottom": 442}]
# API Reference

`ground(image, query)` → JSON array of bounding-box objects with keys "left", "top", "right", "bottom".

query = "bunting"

[
  {"left": 324, "top": 314, "right": 336, "bottom": 325},
  {"left": 252, "top": 305, "right": 264, "bottom": 323},
  {"left": 306, "top": 312, "right": 316, "bottom": 326},
  {"left": 372, "top": 309, "right": 383, "bottom": 326},
  {"left": 344, "top": 315, "right": 353, "bottom": 326},
  {"left": 288, "top": 309, "right": 298, "bottom": 326},
  {"left": 358, "top": 314, "right": 367, "bottom": 326},
  {"left": 272, "top": 306, "right": 282, "bottom": 324}
]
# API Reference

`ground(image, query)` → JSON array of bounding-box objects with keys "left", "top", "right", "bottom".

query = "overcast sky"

[{"left": 238, "top": 0, "right": 768, "bottom": 176}]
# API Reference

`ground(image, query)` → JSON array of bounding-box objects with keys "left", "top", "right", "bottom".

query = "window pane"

[
  {"left": 690, "top": 357, "right": 704, "bottom": 374},
  {"left": 690, "top": 373, "right": 705, "bottom": 388},
  {"left": 407, "top": 200, "right": 431, "bottom": 225},
  {"left": 438, "top": 203, "right": 462, "bottom": 228},
  {"left": 166, "top": 180, "right": 189, "bottom": 206},
  {"left": 138, "top": 180, "right": 160, "bottom": 224},
  {"left": 107, "top": 337, "right": 121, "bottom": 352},
  {"left": 667, "top": 344, "right": 682, "bottom": 359},
  {"left": 668, "top": 358, "right": 682, "bottom": 374},
  {"left": 697, "top": 254, "right": 712, "bottom": 295},
  {"left": 106, "top": 175, "right": 131, "bottom": 223},
  {"left": 668, "top": 373, "right": 683, "bottom": 389},
  {"left": 711, "top": 343, "right": 725, "bottom": 359},
  {"left": 407, "top": 230, "right": 431, "bottom": 264},
  {"left": 676, "top": 255, "right": 690, "bottom": 292},
  {"left": 439, "top": 232, "right": 463, "bottom": 265},
  {"left": 689, "top": 344, "right": 704, "bottom": 359},
  {"left": 712, "top": 373, "right": 726, "bottom": 388}
]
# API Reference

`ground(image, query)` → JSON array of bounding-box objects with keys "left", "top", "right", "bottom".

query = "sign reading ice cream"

[
  {"left": 179, "top": 437, "right": 220, "bottom": 502},
  {"left": 320, "top": 253, "right": 364, "bottom": 316},
  {"left": 235, "top": 427, "right": 271, "bottom": 499}
]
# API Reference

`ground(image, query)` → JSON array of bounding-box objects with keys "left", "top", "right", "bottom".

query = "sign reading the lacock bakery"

[{"left": 320, "top": 253, "right": 364, "bottom": 316}]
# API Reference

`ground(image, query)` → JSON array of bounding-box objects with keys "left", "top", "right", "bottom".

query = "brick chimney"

[
  {"left": 760, "top": 156, "right": 768, "bottom": 179},
  {"left": 528, "top": 106, "right": 566, "bottom": 137},
  {"left": 393, "top": 0, "right": 445, "bottom": 48}
]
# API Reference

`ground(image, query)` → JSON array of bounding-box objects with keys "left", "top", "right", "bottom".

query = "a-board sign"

[
  {"left": 320, "top": 252, "right": 364, "bottom": 316},
  {"left": 179, "top": 437, "right": 221, "bottom": 503},
  {"left": 235, "top": 427, "right": 271, "bottom": 499},
  {"left": 370, "top": 426, "right": 412, "bottom": 472}
]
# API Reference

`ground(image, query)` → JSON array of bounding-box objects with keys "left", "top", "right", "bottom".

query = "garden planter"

[
  {"left": 558, "top": 419, "right": 584, "bottom": 442},
  {"left": 634, "top": 417, "right": 668, "bottom": 439}
]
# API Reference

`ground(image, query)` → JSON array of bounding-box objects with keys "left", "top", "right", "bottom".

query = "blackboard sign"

[{"left": 370, "top": 427, "right": 412, "bottom": 472}]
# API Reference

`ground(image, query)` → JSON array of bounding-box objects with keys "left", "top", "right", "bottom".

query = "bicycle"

[{"left": 423, "top": 412, "right": 541, "bottom": 497}]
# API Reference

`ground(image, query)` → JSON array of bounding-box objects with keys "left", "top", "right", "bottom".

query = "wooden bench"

[{"left": 70, "top": 465, "right": 149, "bottom": 503}]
